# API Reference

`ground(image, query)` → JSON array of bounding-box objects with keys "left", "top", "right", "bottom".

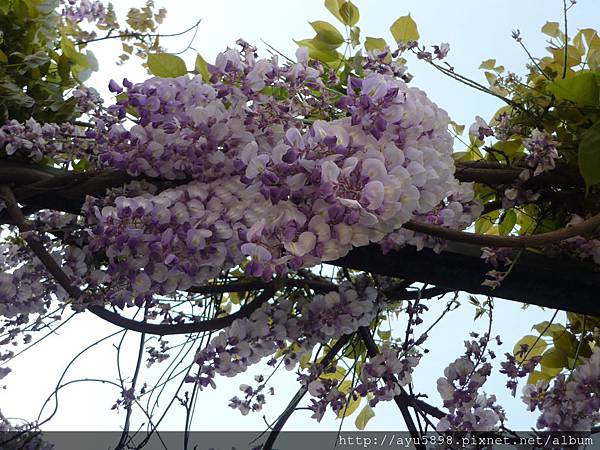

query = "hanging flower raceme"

[
  {"left": 186, "top": 282, "right": 380, "bottom": 397},
  {"left": 81, "top": 45, "right": 478, "bottom": 306},
  {"left": 436, "top": 334, "right": 506, "bottom": 432},
  {"left": 522, "top": 346, "right": 600, "bottom": 431}
]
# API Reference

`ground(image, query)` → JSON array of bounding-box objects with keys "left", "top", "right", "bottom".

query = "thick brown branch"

[
  {"left": 186, "top": 278, "right": 337, "bottom": 295},
  {"left": 455, "top": 161, "right": 582, "bottom": 187},
  {"left": 87, "top": 284, "right": 276, "bottom": 336},
  {"left": 403, "top": 212, "right": 600, "bottom": 248}
]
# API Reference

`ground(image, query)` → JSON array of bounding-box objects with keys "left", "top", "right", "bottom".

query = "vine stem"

[
  {"left": 261, "top": 334, "right": 352, "bottom": 450},
  {"left": 402, "top": 211, "right": 600, "bottom": 248},
  {"left": 358, "top": 327, "right": 431, "bottom": 450}
]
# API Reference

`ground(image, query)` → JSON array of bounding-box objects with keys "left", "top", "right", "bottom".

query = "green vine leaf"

[
  {"left": 324, "top": 0, "right": 345, "bottom": 23},
  {"left": 548, "top": 72, "right": 599, "bottom": 106},
  {"left": 364, "top": 37, "right": 387, "bottom": 52},
  {"left": 147, "top": 52, "right": 187, "bottom": 78},
  {"left": 310, "top": 20, "right": 345, "bottom": 47},
  {"left": 355, "top": 404, "right": 375, "bottom": 430},
  {"left": 194, "top": 53, "right": 210, "bottom": 82},
  {"left": 578, "top": 119, "right": 600, "bottom": 193},
  {"left": 390, "top": 14, "right": 419, "bottom": 44},
  {"left": 339, "top": 1, "right": 359, "bottom": 26}
]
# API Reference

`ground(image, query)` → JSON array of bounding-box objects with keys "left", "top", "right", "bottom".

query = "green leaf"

[
  {"left": 0, "top": 49, "right": 7, "bottom": 64},
  {"left": 339, "top": 1, "right": 359, "bottom": 26},
  {"left": 540, "top": 348, "right": 568, "bottom": 369},
  {"left": 498, "top": 209, "right": 517, "bottom": 235},
  {"left": 324, "top": 0, "right": 344, "bottom": 23},
  {"left": 364, "top": 37, "right": 387, "bottom": 52},
  {"left": 390, "top": 14, "right": 419, "bottom": 44},
  {"left": 57, "top": 54, "right": 70, "bottom": 83},
  {"left": 338, "top": 380, "right": 353, "bottom": 394},
  {"left": 320, "top": 365, "right": 346, "bottom": 381},
  {"left": 475, "top": 210, "right": 500, "bottom": 234},
  {"left": 532, "top": 321, "right": 566, "bottom": 337},
  {"left": 72, "top": 158, "right": 90, "bottom": 172},
  {"left": 542, "top": 21, "right": 562, "bottom": 39},
  {"left": 294, "top": 39, "right": 341, "bottom": 63},
  {"left": 355, "top": 404, "right": 375, "bottom": 430},
  {"left": 147, "top": 53, "right": 187, "bottom": 78},
  {"left": 549, "top": 45, "right": 582, "bottom": 68},
  {"left": 527, "top": 371, "right": 548, "bottom": 384},
  {"left": 578, "top": 119, "right": 600, "bottom": 192},
  {"left": 310, "top": 20, "right": 345, "bottom": 46},
  {"left": 194, "top": 53, "right": 210, "bottom": 82},
  {"left": 548, "top": 72, "right": 599, "bottom": 106},
  {"left": 513, "top": 335, "right": 547, "bottom": 363},
  {"left": 450, "top": 121, "right": 465, "bottom": 135},
  {"left": 337, "top": 394, "right": 361, "bottom": 418},
  {"left": 377, "top": 329, "right": 391, "bottom": 340},
  {"left": 350, "top": 26, "right": 360, "bottom": 47},
  {"left": 479, "top": 59, "right": 497, "bottom": 70},
  {"left": 493, "top": 139, "right": 523, "bottom": 158},
  {"left": 553, "top": 331, "right": 577, "bottom": 356}
]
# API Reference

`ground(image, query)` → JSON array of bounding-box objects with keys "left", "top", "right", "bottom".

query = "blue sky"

[{"left": 2, "top": 0, "right": 600, "bottom": 438}]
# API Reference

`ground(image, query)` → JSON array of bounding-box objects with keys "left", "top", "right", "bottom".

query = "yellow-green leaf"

[
  {"left": 513, "top": 335, "right": 547, "bottom": 363},
  {"left": 549, "top": 45, "right": 582, "bottom": 68},
  {"left": 294, "top": 39, "right": 341, "bottom": 63},
  {"left": 377, "top": 329, "right": 391, "bottom": 340},
  {"left": 479, "top": 59, "right": 497, "bottom": 70},
  {"left": 450, "top": 121, "right": 465, "bottom": 135},
  {"left": 548, "top": 71, "right": 599, "bottom": 106},
  {"left": 195, "top": 53, "right": 210, "bottom": 82},
  {"left": 148, "top": 52, "right": 187, "bottom": 78},
  {"left": 355, "top": 404, "right": 375, "bottom": 430},
  {"left": 364, "top": 37, "right": 387, "bottom": 52},
  {"left": 350, "top": 26, "right": 361, "bottom": 47},
  {"left": 540, "top": 348, "right": 568, "bottom": 369},
  {"left": 320, "top": 365, "right": 346, "bottom": 381},
  {"left": 527, "top": 371, "right": 549, "bottom": 384},
  {"left": 484, "top": 71, "right": 497, "bottom": 86},
  {"left": 542, "top": 22, "right": 562, "bottom": 39},
  {"left": 338, "top": 394, "right": 361, "bottom": 418},
  {"left": 578, "top": 119, "right": 600, "bottom": 192},
  {"left": 299, "top": 351, "right": 313, "bottom": 369},
  {"left": 493, "top": 139, "right": 523, "bottom": 157},
  {"left": 532, "top": 321, "right": 566, "bottom": 337},
  {"left": 498, "top": 209, "right": 517, "bottom": 235},
  {"left": 390, "top": 14, "right": 419, "bottom": 44},
  {"left": 475, "top": 210, "right": 500, "bottom": 235},
  {"left": 324, "top": 0, "right": 344, "bottom": 23},
  {"left": 540, "top": 364, "right": 563, "bottom": 378},
  {"left": 340, "top": 1, "right": 359, "bottom": 26},
  {"left": 338, "top": 380, "right": 353, "bottom": 394},
  {"left": 0, "top": 49, "right": 7, "bottom": 64},
  {"left": 553, "top": 331, "right": 577, "bottom": 356},
  {"left": 310, "top": 20, "right": 345, "bottom": 46}
]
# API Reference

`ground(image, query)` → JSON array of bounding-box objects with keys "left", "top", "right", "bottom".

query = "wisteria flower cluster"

[
  {"left": 301, "top": 344, "right": 419, "bottom": 422},
  {"left": 187, "top": 282, "right": 380, "bottom": 412},
  {"left": 60, "top": 0, "right": 107, "bottom": 24},
  {"left": 0, "top": 119, "right": 95, "bottom": 164},
  {"left": 522, "top": 346, "right": 600, "bottom": 431},
  {"left": 550, "top": 214, "right": 600, "bottom": 265},
  {"left": 436, "top": 334, "right": 506, "bottom": 432},
  {"left": 80, "top": 45, "right": 481, "bottom": 305}
]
